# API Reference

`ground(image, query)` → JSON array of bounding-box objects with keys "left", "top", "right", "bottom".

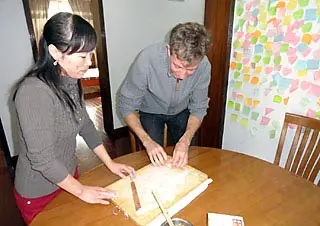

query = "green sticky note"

[
  {"left": 251, "top": 112, "right": 259, "bottom": 121},
  {"left": 234, "top": 71, "right": 240, "bottom": 79},
  {"left": 242, "top": 106, "right": 250, "bottom": 116},
  {"left": 240, "top": 118, "right": 249, "bottom": 127},
  {"left": 274, "top": 56, "right": 282, "bottom": 65},
  {"left": 273, "top": 95, "right": 282, "bottom": 103},
  {"left": 316, "top": 111, "right": 320, "bottom": 118},
  {"left": 268, "top": 6, "right": 277, "bottom": 16},
  {"left": 263, "top": 56, "right": 271, "bottom": 64},
  {"left": 236, "top": 7, "right": 244, "bottom": 16},
  {"left": 233, "top": 40, "right": 242, "bottom": 49},
  {"left": 239, "top": 19, "right": 245, "bottom": 28},
  {"left": 280, "top": 43, "right": 289, "bottom": 52},
  {"left": 254, "top": 55, "right": 262, "bottom": 63},
  {"left": 269, "top": 130, "right": 276, "bottom": 139},
  {"left": 251, "top": 36, "right": 258, "bottom": 44},
  {"left": 236, "top": 63, "right": 243, "bottom": 70},
  {"left": 298, "top": 0, "right": 310, "bottom": 7},
  {"left": 234, "top": 81, "right": 243, "bottom": 90},
  {"left": 259, "top": 35, "right": 268, "bottom": 44},
  {"left": 302, "top": 22, "right": 312, "bottom": 33},
  {"left": 227, "top": 101, "right": 234, "bottom": 109},
  {"left": 235, "top": 103, "right": 241, "bottom": 111},
  {"left": 231, "top": 114, "right": 238, "bottom": 122},
  {"left": 293, "top": 9, "right": 304, "bottom": 19}
]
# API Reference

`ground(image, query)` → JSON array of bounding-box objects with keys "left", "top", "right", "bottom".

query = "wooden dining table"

[{"left": 30, "top": 146, "right": 320, "bottom": 226}]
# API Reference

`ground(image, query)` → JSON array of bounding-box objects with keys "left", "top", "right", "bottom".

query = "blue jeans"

[{"left": 139, "top": 109, "right": 190, "bottom": 145}]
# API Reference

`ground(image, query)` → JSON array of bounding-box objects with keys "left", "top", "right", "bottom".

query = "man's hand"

[
  {"left": 106, "top": 161, "right": 136, "bottom": 179},
  {"left": 144, "top": 139, "right": 167, "bottom": 166},
  {"left": 172, "top": 136, "right": 190, "bottom": 168}
]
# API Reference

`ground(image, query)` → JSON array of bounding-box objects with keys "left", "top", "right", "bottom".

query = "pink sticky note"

[
  {"left": 288, "top": 55, "right": 297, "bottom": 64},
  {"left": 307, "top": 109, "right": 316, "bottom": 118},
  {"left": 312, "top": 34, "right": 320, "bottom": 42},
  {"left": 313, "top": 49, "right": 320, "bottom": 60},
  {"left": 284, "top": 32, "right": 299, "bottom": 45},
  {"left": 287, "top": 47, "right": 297, "bottom": 56},
  {"left": 274, "top": 65, "right": 282, "bottom": 71},
  {"left": 313, "top": 71, "right": 320, "bottom": 81},
  {"left": 302, "top": 48, "right": 312, "bottom": 57},
  {"left": 245, "top": 2, "right": 253, "bottom": 10},
  {"left": 243, "top": 39, "right": 251, "bottom": 49},
  {"left": 236, "top": 32, "right": 244, "bottom": 40},
  {"left": 308, "top": 84, "right": 320, "bottom": 97},
  {"left": 282, "top": 67, "right": 292, "bottom": 76},
  {"left": 289, "top": 79, "right": 299, "bottom": 93},
  {"left": 260, "top": 116, "right": 271, "bottom": 125},
  {"left": 242, "top": 58, "right": 250, "bottom": 65},
  {"left": 264, "top": 107, "right": 274, "bottom": 115},
  {"left": 301, "top": 81, "right": 311, "bottom": 90},
  {"left": 272, "top": 43, "right": 281, "bottom": 52},
  {"left": 232, "top": 91, "right": 237, "bottom": 99},
  {"left": 265, "top": 66, "right": 273, "bottom": 74}
]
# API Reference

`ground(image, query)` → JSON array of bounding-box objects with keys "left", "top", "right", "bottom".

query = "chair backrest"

[
  {"left": 274, "top": 113, "right": 320, "bottom": 185},
  {"left": 129, "top": 124, "right": 168, "bottom": 153}
]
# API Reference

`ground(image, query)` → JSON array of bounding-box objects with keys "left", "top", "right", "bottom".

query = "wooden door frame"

[
  {"left": 21, "top": 0, "right": 128, "bottom": 141},
  {"left": 199, "top": 0, "right": 235, "bottom": 148}
]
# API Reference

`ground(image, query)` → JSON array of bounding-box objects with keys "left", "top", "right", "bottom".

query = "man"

[{"left": 119, "top": 22, "right": 212, "bottom": 168}]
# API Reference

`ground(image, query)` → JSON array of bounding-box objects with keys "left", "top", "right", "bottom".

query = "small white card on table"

[{"left": 208, "top": 213, "right": 245, "bottom": 226}]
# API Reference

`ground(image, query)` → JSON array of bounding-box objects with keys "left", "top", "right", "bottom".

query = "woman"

[{"left": 12, "top": 12, "right": 135, "bottom": 225}]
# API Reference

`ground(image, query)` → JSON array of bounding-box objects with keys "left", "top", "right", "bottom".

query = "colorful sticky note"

[
  {"left": 274, "top": 56, "right": 282, "bottom": 65},
  {"left": 235, "top": 103, "right": 241, "bottom": 111},
  {"left": 251, "top": 77, "right": 259, "bottom": 85},
  {"left": 234, "top": 71, "right": 241, "bottom": 79},
  {"left": 254, "top": 55, "right": 262, "bottom": 63},
  {"left": 283, "top": 15, "right": 292, "bottom": 25},
  {"left": 240, "top": 118, "right": 249, "bottom": 127},
  {"left": 283, "top": 97, "right": 289, "bottom": 105},
  {"left": 313, "top": 71, "right": 320, "bottom": 81},
  {"left": 263, "top": 56, "right": 271, "bottom": 64},
  {"left": 242, "top": 106, "right": 251, "bottom": 116},
  {"left": 231, "top": 114, "right": 238, "bottom": 122},
  {"left": 280, "top": 43, "right": 289, "bottom": 52},
  {"left": 298, "top": 70, "right": 308, "bottom": 77},
  {"left": 243, "top": 74, "right": 250, "bottom": 82},
  {"left": 260, "top": 116, "right": 271, "bottom": 125},
  {"left": 259, "top": 35, "right": 268, "bottom": 43},
  {"left": 236, "top": 63, "right": 243, "bottom": 70},
  {"left": 295, "top": 60, "right": 307, "bottom": 70},
  {"left": 297, "top": 43, "right": 308, "bottom": 52},
  {"left": 254, "top": 66, "right": 262, "bottom": 73},
  {"left": 245, "top": 98, "right": 252, "bottom": 106},
  {"left": 273, "top": 95, "right": 282, "bottom": 103},
  {"left": 308, "top": 84, "right": 320, "bottom": 97},
  {"left": 302, "top": 22, "right": 313, "bottom": 33},
  {"left": 305, "top": 9, "right": 317, "bottom": 21},
  {"left": 298, "top": 0, "right": 310, "bottom": 7},
  {"left": 227, "top": 101, "right": 234, "bottom": 109},
  {"left": 251, "top": 111, "right": 259, "bottom": 120},
  {"left": 307, "top": 109, "right": 316, "bottom": 118},
  {"left": 307, "top": 60, "right": 319, "bottom": 70},
  {"left": 254, "top": 44, "right": 264, "bottom": 54},
  {"left": 242, "top": 66, "right": 250, "bottom": 73},
  {"left": 235, "top": 52, "right": 242, "bottom": 61},
  {"left": 252, "top": 100, "right": 260, "bottom": 108},
  {"left": 265, "top": 108, "right": 274, "bottom": 115},
  {"left": 236, "top": 7, "right": 244, "bottom": 16},
  {"left": 230, "top": 61, "right": 237, "bottom": 70},
  {"left": 269, "top": 130, "right": 276, "bottom": 139},
  {"left": 302, "top": 34, "right": 312, "bottom": 44},
  {"left": 293, "top": 9, "right": 304, "bottom": 19}
]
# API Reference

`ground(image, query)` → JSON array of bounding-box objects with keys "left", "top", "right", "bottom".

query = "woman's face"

[{"left": 59, "top": 51, "right": 94, "bottom": 79}]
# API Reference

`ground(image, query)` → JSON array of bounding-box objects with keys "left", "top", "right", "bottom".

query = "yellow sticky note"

[
  {"left": 244, "top": 74, "right": 251, "bottom": 82},
  {"left": 242, "top": 66, "right": 250, "bottom": 73},
  {"left": 231, "top": 114, "right": 238, "bottom": 122},
  {"left": 298, "top": 70, "right": 308, "bottom": 77},
  {"left": 236, "top": 52, "right": 242, "bottom": 61},
  {"left": 283, "top": 16, "right": 292, "bottom": 25},
  {"left": 254, "top": 66, "right": 262, "bottom": 73},
  {"left": 259, "top": 12, "right": 267, "bottom": 22},
  {"left": 245, "top": 98, "right": 253, "bottom": 106},
  {"left": 302, "top": 34, "right": 312, "bottom": 45},
  {"left": 265, "top": 42, "right": 272, "bottom": 51},
  {"left": 287, "top": 0, "right": 297, "bottom": 10},
  {"left": 252, "top": 100, "right": 260, "bottom": 108},
  {"left": 240, "top": 118, "right": 249, "bottom": 128}
]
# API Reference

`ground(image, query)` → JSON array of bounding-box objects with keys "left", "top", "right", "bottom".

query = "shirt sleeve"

[
  {"left": 188, "top": 60, "right": 211, "bottom": 121},
  {"left": 78, "top": 108, "right": 102, "bottom": 150},
  {"left": 15, "top": 82, "right": 69, "bottom": 184},
  {"left": 119, "top": 52, "right": 149, "bottom": 118}
]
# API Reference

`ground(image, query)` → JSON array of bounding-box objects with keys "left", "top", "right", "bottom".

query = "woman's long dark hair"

[{"left": 13, "top": 12, "right": 97, "bottom": 113}]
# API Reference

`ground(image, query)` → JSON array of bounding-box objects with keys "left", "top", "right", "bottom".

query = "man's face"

[{"left": 169, "top": 52, "right": 200, "bottom": 80}]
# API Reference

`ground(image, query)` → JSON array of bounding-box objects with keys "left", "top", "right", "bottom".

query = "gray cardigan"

[
  {"left": 14, "top": 76, "right": 102, "bottom": 198},
  {"left": 119, "top": 43, "right": 211, "bottom": 120}
]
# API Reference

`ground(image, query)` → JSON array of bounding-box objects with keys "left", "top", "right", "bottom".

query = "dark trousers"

[{"left": 139, "top": 109, "right": 190, "bottom": 146}]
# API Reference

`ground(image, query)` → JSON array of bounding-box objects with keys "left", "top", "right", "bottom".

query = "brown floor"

[{"left": 0, "top": 97, "right": 131, "bottom": 226}]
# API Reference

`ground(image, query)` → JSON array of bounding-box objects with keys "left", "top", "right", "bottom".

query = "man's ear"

[{"left": 48, "top": 44, "right": 63, "bottom": 62}]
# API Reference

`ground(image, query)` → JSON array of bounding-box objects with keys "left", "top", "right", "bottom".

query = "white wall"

[
  {"left": 0, "top": 0, "right": 34, "bottom": 156},
  {"left": 102, "top": 0, "right": 205, "bottom": 129}
]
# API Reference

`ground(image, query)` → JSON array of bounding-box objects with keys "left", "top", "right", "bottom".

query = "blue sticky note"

[
  {"left": 307, "top": 60, "right": 319, "bottom": 70},
  {"left": 295, "top": 60, "right": 307, "bottom": 70},
  {"left": 274, "top": 34, "right": 284, "bottom": 42},
  {"left": 297, "top": 43, "right": 308, "bottom": 52},
  {"left": 254, "top": 44, "right": 264, "bottom": 54},
  {"left": 272, "top": 72, "right": 281, "bottom": 85},
  {"left": 252, "top": 8, "right": 259, "bottom": 17},
  {"left": 305, "top": 9, "right": 317, "bottom": 21},
  {"left": 279, "top": 76, "right": 292, "bottom": 89}
]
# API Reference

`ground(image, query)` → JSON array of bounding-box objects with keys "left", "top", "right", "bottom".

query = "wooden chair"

[
  {"left": 274, "top": 113, "right": 320, "bottom": 185},
  {"left": 129, "top": 124, "right": 168, "bottom": 152}
]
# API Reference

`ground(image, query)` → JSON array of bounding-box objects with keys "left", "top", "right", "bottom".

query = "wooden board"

[{"left": 107, "top": 163, "right": 211, "bottom": 226}]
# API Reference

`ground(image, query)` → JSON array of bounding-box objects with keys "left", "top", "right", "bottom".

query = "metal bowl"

[{"left": 160, "top": 218, "right": 193, "bottom": 226}]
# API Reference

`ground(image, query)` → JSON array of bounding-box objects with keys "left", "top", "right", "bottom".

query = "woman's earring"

[{"left": 53, "top": 61, "right": 58, "bottom": 66}]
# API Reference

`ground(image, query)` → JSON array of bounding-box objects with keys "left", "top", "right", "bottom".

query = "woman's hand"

[
  {"left": 106, "top": 161, "right": 136, "bottom": 179},
  {"left": 144, "top": 139, "right": 167, "bottom": 166},
  {"left": 77, "top": 185, "right": 117, "bottom": 205}
]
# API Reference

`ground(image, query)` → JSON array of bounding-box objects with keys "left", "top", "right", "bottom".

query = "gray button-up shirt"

[{"left": 119, "top": 43, "right": 211, "bottom": 120}]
